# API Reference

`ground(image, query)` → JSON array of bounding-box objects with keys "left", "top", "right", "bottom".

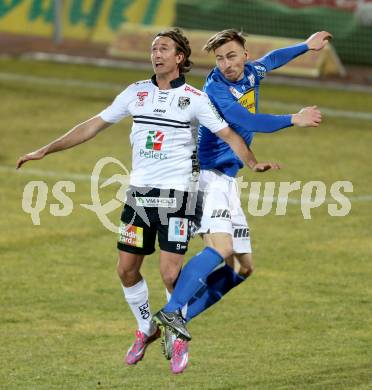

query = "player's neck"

[{"left": 156, "top": 70, "right": 180, "bottom": 90}]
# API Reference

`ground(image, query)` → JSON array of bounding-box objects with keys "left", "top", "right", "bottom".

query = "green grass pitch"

[{"left": 1, "top": 58, "right": 372, "bottom": 389}]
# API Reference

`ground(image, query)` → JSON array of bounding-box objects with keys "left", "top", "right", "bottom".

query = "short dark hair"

[
  {"left": 203, "top": 29, "right": 246, "bottom": 53},
  {"left": 155, "top": 27, "right": 193, "bottom": 73}
]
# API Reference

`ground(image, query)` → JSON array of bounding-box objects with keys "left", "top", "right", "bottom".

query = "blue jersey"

[{"left": 198, "top": 42, "right": 308, "bottom": 177}]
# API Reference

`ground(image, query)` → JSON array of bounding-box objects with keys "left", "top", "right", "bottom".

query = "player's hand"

[
  {"left": 306, "top": 31, "right": 332, "bottom": 51},
  {"left": 292, "top": 106, "right": 322, "bottom": 128},
  {"left": 252, "top": 162, "right": 281, "bottom": 172},
  {"left": 16, "top": 149, "right": 46, "bottom": 169}
]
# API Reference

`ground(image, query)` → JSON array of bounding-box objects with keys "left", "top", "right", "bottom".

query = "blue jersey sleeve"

[
  {"left": 254, "top": 42, "right": 308, "bottom": 75},
  {"left": 206, "top": 82, "right": 292, "bottom": 139}
]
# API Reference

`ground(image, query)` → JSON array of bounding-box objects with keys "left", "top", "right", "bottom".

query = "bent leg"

[
  {"left": 185, "top": 233, "right": 246, "bottom": 322},
  {"left": 185, "top": 228, "right": 253, "bottom": 322},
  {"left": 228, "top": 252, "right": 254, "bottom": 278},
  {"left": 162, "top": 245, "right": 224, "bottom": 313}
]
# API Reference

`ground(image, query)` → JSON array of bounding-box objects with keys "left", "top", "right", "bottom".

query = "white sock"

[
  {"left": 123, "top": 279, "right": 156, "bottom": 337},
  {"left": 165, "top": 288, "right": 188, "bottom": 320}
]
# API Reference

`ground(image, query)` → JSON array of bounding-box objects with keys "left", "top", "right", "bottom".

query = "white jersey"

[{"left": 99, "top": 75, "right": 227, "bottom": 191}]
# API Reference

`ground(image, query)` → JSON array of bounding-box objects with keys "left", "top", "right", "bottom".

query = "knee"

[
  {"left": 117, "top": 260, "right": 139, "bottom": 286},
  {"left": 203, "top": 233, "right": 233, "bottom": 260},
  {"left": 239, "top": 263, "right": 254, "bottom": 278},
  {"left": 221, "top": 245, "right": 234, "bottom": 260},
  {"left": 116, "top": 262, "right": 126, "bottom": 280},
  {"left": 161, "top": 268, "right": 180, "bottom": 291},
  {"left": 211, "top": 242, "right": 233, "bottom": 260}
]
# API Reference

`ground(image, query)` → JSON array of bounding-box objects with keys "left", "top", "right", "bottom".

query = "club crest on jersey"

[
  {"left": 178, "top": 96, "right": 190, "bottom": 110},
  {"left": 136, "top": 91, "right": 148, "bottom": 106}
]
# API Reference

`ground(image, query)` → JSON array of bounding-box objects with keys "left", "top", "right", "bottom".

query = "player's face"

[
  {"left": 214, "top": 40, "right": 248, "bottom": 82},
  {"left": 151, "top": 36, "right": 184, "bottom": 77}
]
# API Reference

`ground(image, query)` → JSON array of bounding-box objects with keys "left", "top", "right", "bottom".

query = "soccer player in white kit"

[{"left": 16, "top": 28, "right": 278, "bottom": 373}]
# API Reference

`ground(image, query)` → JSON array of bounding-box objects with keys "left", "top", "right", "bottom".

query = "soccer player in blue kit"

[{"left": 153, "top": 29, "right": 331, "bottom": 372}]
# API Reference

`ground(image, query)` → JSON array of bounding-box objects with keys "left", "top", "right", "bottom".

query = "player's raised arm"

[
  {"left": 16, "top": 116, "right": 111, "bottom": 169},
  {"left": 255, "top": 31, "right": 332, "bottom": 74},
  {"left": 216, "top": 127, "right": 280, "bottom": 172}
]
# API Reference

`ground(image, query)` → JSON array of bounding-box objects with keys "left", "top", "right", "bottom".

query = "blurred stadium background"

[{"left": 1, "top": 1, "right": 372, "bottom": 388}]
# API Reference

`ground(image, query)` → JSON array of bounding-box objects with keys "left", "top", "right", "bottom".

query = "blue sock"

[
  {"left": 185, "top": 264, "right": 246, "bottom": 322},
  {"left": 163, "top": 247, "right": 223, "bottom": 313}
]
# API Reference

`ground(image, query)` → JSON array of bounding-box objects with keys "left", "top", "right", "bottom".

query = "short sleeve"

[
  {"left": 99, "top": 86, "right": 132, "bottom": 123},
  {"left": 195, "top": 93, "right": 227, "bottom": 134}
]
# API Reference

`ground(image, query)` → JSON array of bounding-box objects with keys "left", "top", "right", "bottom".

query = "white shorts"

[{"left": 197, "top": 170, "right": 252, "bottom": 254}]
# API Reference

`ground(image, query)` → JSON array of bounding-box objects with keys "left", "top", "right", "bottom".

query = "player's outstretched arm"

[
  {"left": 216, "top": 127, "right": 280, "bottom": 173},
  {"left": 16, "top": 116, "right": 111, "bottom": 169},
  {"left": 255, "top": 31, "right": 332, "bottom": 73},
  {"left": 291, "top": 106, "right": 322, "bottom": 128},
  {"left": 223, "top": 103, "right": 321, "bottom": 135}
]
